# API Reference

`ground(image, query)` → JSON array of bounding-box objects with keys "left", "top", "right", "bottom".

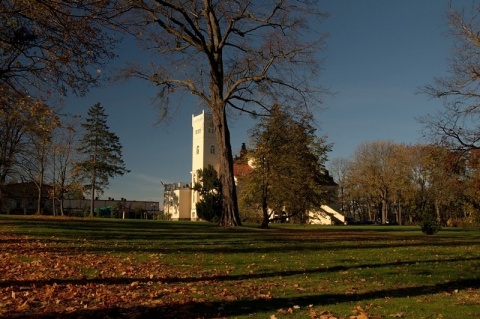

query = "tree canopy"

[{"left": 0, "top": 0, "right": 116, "bottom": 98}]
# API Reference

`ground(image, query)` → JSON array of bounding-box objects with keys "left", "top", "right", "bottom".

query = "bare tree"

[
  {"left": 50, "top": 116, "right": 82, "bottom": 216},
  {"left": 420, "top": 2, "right": 480, "bottom": 151},
  {"left": 328, "top": 157, "right": 350, "bottom": 215},
  {"left": 119, "top": 0, "right": 327, "bottom": 226}
]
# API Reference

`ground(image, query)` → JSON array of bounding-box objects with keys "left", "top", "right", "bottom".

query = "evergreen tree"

[
  {"left": 193, "top": 165, "right": 222, "bottom": 222},
  {"left": 242, "top": 105, "right": 333, "bottom": 228},
  {"left": 76, "top": 103, "right": 129, "bottom": 217}
]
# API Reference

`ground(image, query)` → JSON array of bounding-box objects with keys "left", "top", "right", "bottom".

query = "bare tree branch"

[{"left": 420, "top": 1, "right": 480, "bottom": 151}]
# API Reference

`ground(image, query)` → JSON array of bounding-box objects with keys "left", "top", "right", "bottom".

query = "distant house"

[
  {"left": 0, "top": 182, "right": 52, "bottom": 214},
  {"left": 163, "top": 182, "right": 192, "bottom": 221},
  {"left": 233, "top": 162, "right": 254, "bottom": 183},
  {"left": 61, "top": 198, "right": 159, "bottom": 219},
  {"left": 0, "top": 182, "right": 159, "bottom": 218}
]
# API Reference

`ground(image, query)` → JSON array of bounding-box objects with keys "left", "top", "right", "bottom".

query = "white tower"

[{"left": 191, "top": 110, "right": 219, "bottom": 220}]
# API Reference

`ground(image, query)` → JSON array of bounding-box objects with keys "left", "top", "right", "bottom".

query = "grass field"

[{"left": 0, "top": 215, "right": 479, "bottom": 318}]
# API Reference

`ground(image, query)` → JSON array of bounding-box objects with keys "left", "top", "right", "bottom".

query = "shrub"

[
  {"left": 196, "top": 193, "right": 222, "bottom": 222},
  {"left": 421, "top": 219, "right": 442, "bottom": 235}
]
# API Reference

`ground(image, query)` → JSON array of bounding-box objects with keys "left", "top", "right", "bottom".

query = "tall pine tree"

[{"left": 76, "top": 103, "right": 129, "bottom": 217}]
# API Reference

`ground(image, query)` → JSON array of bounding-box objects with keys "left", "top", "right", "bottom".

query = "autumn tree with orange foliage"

[{"left": 337, "top": 142, "right": 476, "bottom": 225}]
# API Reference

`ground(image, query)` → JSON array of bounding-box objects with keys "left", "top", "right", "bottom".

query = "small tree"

[
  {"left": 421, "top": 210, "right": 442, "bottom": 235},
  {"left": 76, "top": 103, "right": 129, "bottom": 217},
  {"left": 193, "top": 165, "right": 222, "bottom": 222}
]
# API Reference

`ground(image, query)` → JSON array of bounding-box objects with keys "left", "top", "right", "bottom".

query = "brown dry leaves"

[
  {"left": 0, "top": 234, "right": 174, "bottom": 317},
  {"left": 278, "top": 305, "right": 383, "bottom": 319},
  {"left": 0, "top": 233, "right": 281, "bottom": 318},
  {"left": 349, "top": 305, "right": 383, "bottom": 319}
]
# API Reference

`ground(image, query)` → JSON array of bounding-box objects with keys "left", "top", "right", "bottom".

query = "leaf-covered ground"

[{"left": 0, "top": 216, "right": 480, "bottom": 318}]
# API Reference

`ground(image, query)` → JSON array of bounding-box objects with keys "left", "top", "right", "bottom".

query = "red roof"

[{"left": 233, "top": 163, "right": 253, "bottom": 179}]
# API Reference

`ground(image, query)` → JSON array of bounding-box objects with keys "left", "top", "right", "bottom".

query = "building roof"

[{"left": 233, "top": 163, "right": 253, "bottom": 179}]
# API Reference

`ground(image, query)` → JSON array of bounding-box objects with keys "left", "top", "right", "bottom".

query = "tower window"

[
  {"left": 210, "top": 145, "right": 215, "bottom": 154},
  {"left": 196, "top": 145, "right": 199, "bottom": 155}
]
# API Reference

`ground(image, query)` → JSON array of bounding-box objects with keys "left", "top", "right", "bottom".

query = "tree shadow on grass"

[
  {"left": 5, "top": 278, "right": 480, "bottom": 319},
  {"left": 2, "top": 255, "right": 479, "bottom": 289},
  {"left": 2, "top": 238, "right": 478, "bottom": 257},
  {"left": 3, "top": 217, "right": 480, "bottom": 256}
]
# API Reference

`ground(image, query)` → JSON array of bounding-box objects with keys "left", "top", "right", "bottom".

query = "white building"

[
  {"left": 163, "top": 182, "right": 191, "bottom": 221},
  {"left": 190, "top": 110, "right": 219, "bottom": 220}
]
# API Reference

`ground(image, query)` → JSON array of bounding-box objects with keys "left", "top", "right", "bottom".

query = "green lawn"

[{"left": 0, "top": 215, "right": 479, "bottom": 318}]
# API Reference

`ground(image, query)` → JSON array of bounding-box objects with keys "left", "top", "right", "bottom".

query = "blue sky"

[{"left": 67, "top": 1, "right": 455, "bottom": 206}]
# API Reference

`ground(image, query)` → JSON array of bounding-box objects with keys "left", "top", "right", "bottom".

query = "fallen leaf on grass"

[
  {"left": 350, "top": 304, "right": 382, "bottom": 319},
  {"left": 389, "top": 312, "right": 404, "bottom": 317},
  {"left": 313, "top": 310, "right": 339, "bottom": 319}
]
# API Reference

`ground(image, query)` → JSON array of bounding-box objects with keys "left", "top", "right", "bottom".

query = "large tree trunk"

[
  {"left": 398, "top": 202, "right": 402, "bottom": 225},
  {"left": 259, "top": 184, "right": 269, "bottom": 229},
  {"left": 36, "top": 183, "right": 42, "bottom": 215},
  {"left": 208, "top": 35, "right": 241, "bottom": 227},
  {"left": 60, "top": 198, "right": 65, "bottom": 216},
  {"left": 211, "top": 106, "right": 242, "bottom": 227},
  {"left": 435, "top": 199, "right": 441, "bottom": 223},
  {"left": 90, "top": 170, "right": 96, "bottom": 218},
  {"left": 381, "top": 199, "right": 387, "bottom": 224}
]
